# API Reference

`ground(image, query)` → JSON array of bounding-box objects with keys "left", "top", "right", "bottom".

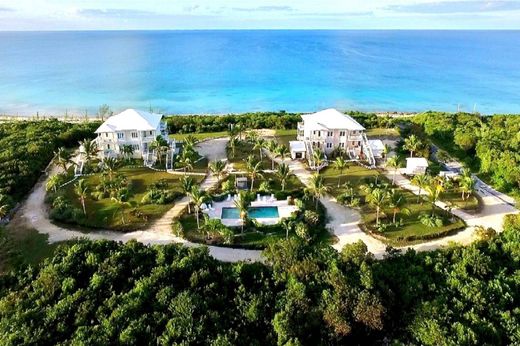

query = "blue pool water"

[
  {"left": 0, "top": 30, "right": 519, "bottom": 115},
  {"left": 221, "top": 206, "right": 279, "bottom": 219}
]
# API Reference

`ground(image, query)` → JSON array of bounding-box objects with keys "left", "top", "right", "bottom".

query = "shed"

[
  {"left": 289, "top": 141, "right": 306, "bottom": 159},
  {"left": 405, "top": 157, "right": 429, "bottom": 175}
]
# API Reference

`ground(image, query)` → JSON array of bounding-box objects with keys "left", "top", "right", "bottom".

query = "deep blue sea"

[{"left": 0, "top": 30, "right": 519, "bottom": 115}]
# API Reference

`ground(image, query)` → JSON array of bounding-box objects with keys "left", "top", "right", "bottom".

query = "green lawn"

[
  {"left": 274, "top": 129, "right": 297, "bottom": 148},
  {"left": 321, "top": 164, "right": 466, "bottom": 246},
  {"left": 170, "top": 131, "right": 227, "bottom": 142},
  {"left": 61, "top": 167, "right": 203, "bottom": 231},
  {"left": 227, "top": 140, "right": 273, "bottom": 172},
  {"left": 366, "top": 127, "right": 400, "bottom": 137}
]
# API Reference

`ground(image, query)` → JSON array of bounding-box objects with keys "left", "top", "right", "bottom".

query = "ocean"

[{"left": 0, "top": 30, "right": 519, "bottom": 115}]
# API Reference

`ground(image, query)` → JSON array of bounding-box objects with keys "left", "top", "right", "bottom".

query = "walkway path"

[{"left": 11, "top": 137, "right": 262, "bottom": 263}]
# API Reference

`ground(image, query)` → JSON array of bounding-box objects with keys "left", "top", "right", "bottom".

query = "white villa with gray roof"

[{"left": 290, "top": 108, "right": 375, "bottom": 167}]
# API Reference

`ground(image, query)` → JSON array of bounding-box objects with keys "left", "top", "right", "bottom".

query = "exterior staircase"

[{"left": 361, "top": 133, "right": 376, "bottom": 167}]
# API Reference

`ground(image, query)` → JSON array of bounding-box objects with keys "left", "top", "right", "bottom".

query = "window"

[
  {"left": 105, "top": 133, "right": 109, "bottom": 137},
  {"left": 149, "top": 131, "right": 153, "bottom": 136},
  {"left": 131, "top": 132, "right": 138, "bottom": 139},
  {"left": 117, "top": 132, "right": 124, "bottom": 139},
  {"left": 327, "top": 131, "right": 333, "bottom": 137},
  {"left": 132, "top": 144, "right": 139, "bottom": 151},
  {"left": 107, "top": 144, "right": 110, "bottom": 150},
  {"left": 339, "top": 131, "right": 346, "bottom": 137},
  {"left": 340, "top": 143, "right": 345, "bottom": 148},
  {"left": 326, "top": 143, "right": 333, "bottom": 149}
]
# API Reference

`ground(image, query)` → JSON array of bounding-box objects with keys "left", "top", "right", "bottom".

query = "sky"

[{"left": 0, "top": 0, "right": 520, "bottom": 30}]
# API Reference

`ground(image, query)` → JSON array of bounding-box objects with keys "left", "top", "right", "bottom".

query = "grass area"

[
  {"left": 61, "top": 167, "right": 203, "bottom": 231},
  {"left": 0, "top": 227, "right": 74, "bottom": 273},
  {"left": 366, "top": 127, "right": 400, "bottom": 137},
  {"left": 170, "top": 131, "right": 227, "bottom": 142},
  {"left": 321, "top": 164, "right": 466, "bottom": 246},
  {"left": 442, "top": 190, "right": 480, "bottom": 211},
  {"left": 227, "top": 140, "right": 273, "bottom": 172},
  {"left": 274, "top": 129, "right": 297, "bottom": 147}
]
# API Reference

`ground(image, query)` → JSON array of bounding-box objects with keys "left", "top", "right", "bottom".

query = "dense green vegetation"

[
  {"left": 411, "top": 112, "right": 520, "bottom": 196},
  {"left": 0, "top": 120, "right": 100, "bottom": 209},
  {"left": 1, "top": 214, "right": 519, "bottom": 344},
  {"left": 165, "top": 111, "right": 396, "bottom": 135}
]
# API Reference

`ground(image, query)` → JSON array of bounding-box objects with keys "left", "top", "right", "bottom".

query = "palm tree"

[
  {"left": 120, "top": 144, "right": 135, "bottom": 162},
  {"left": 411, "top": 174, "right": 429, "bottom": 204},
  {"left": 189, "top": 187, "right": 207, "bottom": 229},
  {"left": 424, "top": 177, "right": 445, "bottom": 216},
  {"left": 181, "top": 175, "right": 194, "bottom": 214},
  {"left": 307, "top": 173, "right": 329, "bottom": 209},
  {"left": 102, "top": 157, "right": 120, "bottom": 180},
  {"left": 386, "top": 156, "right": 401, "bottom": 185},
  {"left": 281, "top": 218, "right": 294, "bottom": 239},
  {"left": 343, "top": 181, "right": 355, "bottom": 205},
  {"left": 79, "top": 139, "right": 99, "bottom": 164},
  {"left": 245, "top": 131, "right": 258, "bottom": 143},
  {"left": 74, "top": 179, "right": 89, "bottom": 216},
  {"left": 46, "top": 174, "right": 64, "bottom": 192},
  {"left": 0, "top": 204, "right": 9, "bottom": 220},
  {"left": 275, "top": 144, "right": 289, "bottom": 163},
  {"left": 253, "top": 138, "right": 266, "bottom": 160},
  {"left": 179, "top": 155, "right": 194, "bottom": 175},
  {"left": 382, "top": 144, "right": 391, "bottom": 160},
  {"left": 183, "top": 135, "right": 197, "bottom": 148},
  {"left": 234, "top": 192, "right": 251, "bottom": 233},
  {"left": 228, "top": 136, "right": 239, "bottom": 159},
  {"left": 332, "top": 156, "right": 348, "bottom": 187},
  {"left": 53, "top": 147, "right": 74, "bottom": 172},
  {"left": 209, "top": 160, "right": 226, "bottom": 184},
  {"left": 246, "top": 158, "right": 264, "bottom": 192},
  {"left": 276, "top": 163, "right": 290, "bottom": 191},
  {"left": 459, "top": 175, "right": 476, "bottom": 202},
  {"left": 388, "top": 189, "right": 410, "bottom": 224},
  {"left": 111, "top": 194, "right": 131, "bottom": 225},
  {"left": 366, "top": 188, "right": 388, "bottom": 225},
  {"left": 403, "top": 134, "right": 422, "bottom": 158},
  {"left": 266, "top": 140, "right": 279, "bottom": 170},
  {"left": 312, "top": 149, "right": 325, "bottom": 173}
]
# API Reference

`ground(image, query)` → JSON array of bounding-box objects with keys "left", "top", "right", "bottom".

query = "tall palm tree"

[
  {"left": 382, "top": 144, "right": 391, "bottom": 160},
  {"left": 312, "top": 149, "right": 325, "bottom": 173},
  {"left": 386, "top": 156, "right": 400, "bottom": 185},
  {"left": 183, "top": 135, "right": 197, "bottom": 148},
  {"left": 411, "top": 174, "right": 429, "bottom": 204},
  {"left": 275, "top": 144, "right": 289, "bottom": 163},
  {"left": 343, "top": 181, "right": 355, "bottom": 205},
  {"left": 228, "top": 136, "right": 239, "bottom": 159},
  {"left": 403, "top": 134, "right": 422, "bottom": 158},
  {"left": 253, "top": 138, "right": 266, "bottom": 160},
  {"left": 120, "top": 144, "right": 135, "bottom": 162},
  {"left": 46, "top": 174, "right": 64, "bottom": 192},
  {"left": 74, "top": 179, "right": 89, "bottom": 216},
  {"left": 332, "top": 156, "right": 348, "bottom": 187},
  {"left": 179, "top": 155, "right": 194, "bottom": 175},
  {"left": 111, "top": 194, "right": 131, "bottom": 225},
  {"left": 79, "top": 139, "right": 99, "bottom": 164},
  {"left": 181, "top": 175, "right": 194, "bottom": 214},
  {"left": 276, "top": 163, "right": 290, "bottom": 191},
  {"left": 102, "top": 157, "right": 120, "bottom": 180},
  {"left": 307, "top": 173, "right": 329, "bottom": 209},
  {"left": 266, "top": 140, "right": 279, "bottom": 170},
  {"left": 366, "top": 188, "right": 388, "bottom": 225},
  {"left": 281, "top": 218, "right": 294, "bottom": 239},
  {"left": 209, "top": 160, "right": 226, "bottom": 184},
  {"left": 424, "top": 177, "right": 445, "bottom": 216},
  {"left": 53, "top": 147, "right": 74, "bottom": 172},
  {"left": 246, "top": 158, "right": 264, "bottom": 192},
  {"left": 234, "top": 191, "right": 251, "bottom": 233},
  {"left": 189, "top": 187, "right": 207, "bottom": 229},
  {"left": 388, "top": 189, "right": 410, "bottom": 224},
  {"left": 459, "top": 175, "right": 476, "bottom": 202}
]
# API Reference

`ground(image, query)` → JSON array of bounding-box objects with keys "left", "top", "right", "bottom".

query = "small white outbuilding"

[
  {"left": 289, "top": 141, "right": 306, "bottom": 160},
  {"left": 405, "top": 157, "right": 429, "bottom": 175}
]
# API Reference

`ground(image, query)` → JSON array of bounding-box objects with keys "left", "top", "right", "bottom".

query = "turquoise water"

[
  {"left": 0, "top": 30, "right": 519, "bottom": 115},
  {"left": 221, "top": 206, "right": 279, "bottom": 219}
]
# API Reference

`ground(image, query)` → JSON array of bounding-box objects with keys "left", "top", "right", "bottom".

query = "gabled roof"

[
  {"left": 95, "top": 109, "right": 163, "bottom": 133},
  {"left": 301, "top": 109, "right": 365, "bottom": 131}
]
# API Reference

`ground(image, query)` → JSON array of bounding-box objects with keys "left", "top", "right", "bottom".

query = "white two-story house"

[
  {"left": 291, "top": 108, "right": 375, "bottom": 167},
  {"left": 94, "top": 109, "right": 170, "bottom": 159}
]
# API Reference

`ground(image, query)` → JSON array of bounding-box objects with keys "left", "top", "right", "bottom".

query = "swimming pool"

[{"left": 221, "top": 206, "right": 279, "bottom": 219}]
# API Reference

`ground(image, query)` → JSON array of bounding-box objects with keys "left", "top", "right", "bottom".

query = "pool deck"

[{"left": 203, "top": 197, "right": 299, "bottom": 227}]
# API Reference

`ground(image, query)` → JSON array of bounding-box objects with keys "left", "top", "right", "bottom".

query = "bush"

[
  {"left": 303, "top": 210, "right": 320, "bottom": 227},
  {"left": 419, "top": 213, "right": 444, "bottom": 228},
  {"left": 141, "top": 188, "right": 180, "bottom": 205}
]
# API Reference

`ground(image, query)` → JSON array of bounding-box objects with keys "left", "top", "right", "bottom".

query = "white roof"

[
  {"left": 406, "top": 157, "right": 429, "bottom": 167},
  {"left": 95, "top": 109, "right": 163, "bottom": 133},
  {"left": 301, "top": 108, "right": 365, "bottom": 131},
  {"left": 289, "top": 141, "right": 306, "bottom": 152},
  {"left": 368, "top": 139, "right": 385, "bottom": 151}
]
